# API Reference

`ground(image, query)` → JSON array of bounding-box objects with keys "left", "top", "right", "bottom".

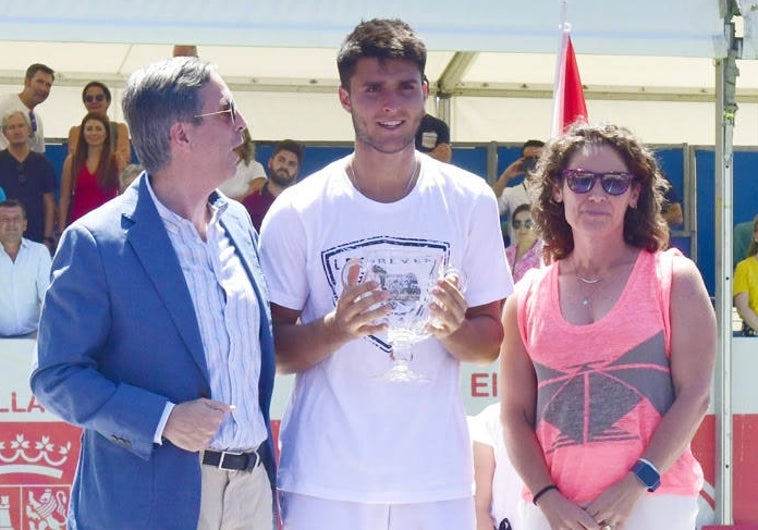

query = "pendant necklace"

[
  {"left": 349, "top": 157, "right": 420, "bottom": 200},
  {"left": 572, "top": 260, "right": 604, "bottom": 307}
]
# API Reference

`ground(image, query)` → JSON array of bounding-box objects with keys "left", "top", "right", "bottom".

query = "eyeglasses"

[
  {"left": 84, "top": 94, "right": 107, "bottom": 103},
  {"left": 194, "top": 100, "right": 238, "bottom": 126},
  {"left": 512, "top": 219, "right": 533, "bottom": 230},
  {"left": 561, "top": 169, "right": 635, "bottom": 196}
]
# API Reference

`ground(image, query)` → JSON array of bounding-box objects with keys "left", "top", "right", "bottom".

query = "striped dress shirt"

[{"left": 147, "top": 179, "right": 267, "bottom": 451}]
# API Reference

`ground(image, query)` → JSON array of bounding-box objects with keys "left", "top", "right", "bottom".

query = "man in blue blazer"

[{"left": 31, "top": 57, "right": 276, "bottom": 529}]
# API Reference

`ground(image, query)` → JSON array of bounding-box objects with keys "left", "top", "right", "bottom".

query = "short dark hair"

[
  {"left": 512, "top": 203, "right": 532, "bottom": 220},
  {"left": 25, "top": 63, "right": 54, "bottom": 82},
  {"left": 749, "top": 214, "right": 758, "bottom": 258},
  {"left": 337, "top": 18, "right": 426, "bottom": 90},
  {"left": 0, "top": 199, "right": 27, "bottom": 218},
  {"left": 272, "top": 139, "right": 305, "bottom": 166},
  {"left": 521, "top": 139, "right": 545, "bottom": 156},
  {"left": 82, "top": 81, "right": 112, "bottom": 103}
]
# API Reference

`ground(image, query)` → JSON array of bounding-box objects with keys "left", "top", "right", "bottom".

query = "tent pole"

[{"left": 713, "top": 15, "right": 739, "bottom": 524}]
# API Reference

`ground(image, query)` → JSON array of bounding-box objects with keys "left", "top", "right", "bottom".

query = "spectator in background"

[
  {"left": 218, "top": 128, "right": 267, "bottom": 201},
  {"left": 415, "top": 113, "right": 452, "bottom": 163},
  {"left": 734, "top": 218, "right": 754, "bottom": 269},
  {"left": 0, "top": 110, "right": 56, "bottom": 250},
  {"left": 0, "top": 186, "right": 5, "bottom": 201},
  {"left": 470, "top": 403, "right": 524, "bottom": 530},
  {"left": 0, "top": 199, "right": 51, "bottom": 337},
  {"left": 0, "top": 63, "right": 54, "bottom": 153},
  {"left": 506, "top": 203, "right": 543, "bottom": 284},
  {"left": 242, "top": 139, "right": 303, "bottom": 231},
  {"left": 734, "top": 214, "right": 758, "bottom": 337},
  {"left": 68, "top": 81, "right": 131, "bottom": 168},
  {"left": 660, "top": 178, "right": 684, "bottom": 228},
  {"left": 118, "top": 163, "right": 143, "bottom": 193},
  {"left": 492, "top": 140, "right": 545, "bottom": 243},
  {"left": 59, "top": 112, "right": 121, "bottom": 231}
]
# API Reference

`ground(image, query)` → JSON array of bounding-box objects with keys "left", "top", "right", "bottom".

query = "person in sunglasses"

[
  {"left": 499, "top": 122, "right": 715, "bottom": 530},
  {"left": 67, "top": 81, "right": 132, "bottom": 168},
  {"left": 505, "top": 203, "right": 543, "bottom": 283},
  {"left": 31, "top": 57, "right": 277, "bottom": 529}
]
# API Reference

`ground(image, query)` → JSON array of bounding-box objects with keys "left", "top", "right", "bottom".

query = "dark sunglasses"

[
  {"left": 511, "top": 219, "right": 533, "bottom": 230},
  {"left": 84, "top": 94, "right": 107, "bottom": 103},
  {"left": 194, "top": 100, "right": 238, "bottom": 125},
  {"left": 561, "top": 169, "right": 635, "bottom": 196}
]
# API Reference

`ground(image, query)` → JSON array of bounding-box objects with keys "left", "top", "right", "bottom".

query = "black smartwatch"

[{"left": 631, "top": 459, "right": 661, "bottom": 492}]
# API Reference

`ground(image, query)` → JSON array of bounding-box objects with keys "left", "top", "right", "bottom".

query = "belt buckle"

[
  {"left": 245, "top": 449, "right": 261, "bottom": 471},
  {"left": 218, "top": 450, "right": 242, "bottom": 470}
]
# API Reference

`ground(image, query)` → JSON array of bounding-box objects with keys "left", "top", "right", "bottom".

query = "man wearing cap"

[{"left": 415, "top": 113, "right": 452, "bottom": 163}]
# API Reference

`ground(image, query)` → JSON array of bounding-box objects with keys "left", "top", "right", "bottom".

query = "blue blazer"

[{"left": 31, "top": 175, "right": 276, "bottom": 529}]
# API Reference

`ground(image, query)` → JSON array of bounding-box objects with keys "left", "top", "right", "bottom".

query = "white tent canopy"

[
  {"left": 1, "top": 0, "right": 755, "bottom": 145},
  {"left": 0, "top": 1, "right": 730, "bottom": 54}
]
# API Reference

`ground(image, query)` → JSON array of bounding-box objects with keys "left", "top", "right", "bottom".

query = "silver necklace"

[
  {"left": 572, "top": 261, "right": 604, "bottom": 307},
  {"left": 350, "top": 157, "right": 419, "bottom": 199}
]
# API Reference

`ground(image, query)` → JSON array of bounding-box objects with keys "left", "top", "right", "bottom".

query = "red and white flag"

[{"left": 551, "top": 28, "right": 588, "bottom": 137}]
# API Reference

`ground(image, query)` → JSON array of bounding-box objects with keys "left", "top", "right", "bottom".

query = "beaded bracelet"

[{"left": 532, "top": 484, "right": 559, "bottom": 505}]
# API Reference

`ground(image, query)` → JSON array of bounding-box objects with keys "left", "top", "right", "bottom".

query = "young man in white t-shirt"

[{"left": 259, "top": 18, "right": 513, "bottom": 530}]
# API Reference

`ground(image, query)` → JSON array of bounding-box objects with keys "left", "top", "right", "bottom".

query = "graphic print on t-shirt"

[
  {"left": 321, "top": 235, "right": 450, "bottom": 355},
  {"left": 534, "top": 331, "right": 674, "bottom": 453}
]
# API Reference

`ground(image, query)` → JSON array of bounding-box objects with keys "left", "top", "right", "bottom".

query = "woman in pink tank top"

[{"left": 499, "top": 123, "right": 716, "bottom": 530}]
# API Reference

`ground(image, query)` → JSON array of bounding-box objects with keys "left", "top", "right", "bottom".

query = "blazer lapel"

[{"left": 121, "top": 176, "right": 210, "bottom": 381}]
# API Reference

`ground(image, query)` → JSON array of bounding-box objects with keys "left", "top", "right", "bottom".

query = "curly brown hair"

[{"left": 527, "top": 122, "right": 670, "bottom": 263}]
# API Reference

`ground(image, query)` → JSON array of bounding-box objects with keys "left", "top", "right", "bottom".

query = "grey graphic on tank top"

[{"left": 534, "top": 331, "right": 674, "bottom": 453}]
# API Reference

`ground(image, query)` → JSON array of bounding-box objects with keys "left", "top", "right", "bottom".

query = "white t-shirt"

[
  {"left": 259, "top": 153, "right": 513, "bottom": 503},
  {"left": 0, "top": 94, "right": 45, "bottom": 153},
  {"left": 468, "top": 403, "right": 525, "bottom": 529},
  {"left": 217, "top": 159, "right": 266, "bottom": 198}
]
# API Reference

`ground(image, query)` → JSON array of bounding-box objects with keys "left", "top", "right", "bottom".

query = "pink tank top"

[{"left": 517, "top": 249, "right": 703, "bottom": 503}]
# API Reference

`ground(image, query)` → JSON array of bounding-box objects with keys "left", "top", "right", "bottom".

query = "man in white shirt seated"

[{"left": 0, "top": 199, "right": 51, "bottom": 337}]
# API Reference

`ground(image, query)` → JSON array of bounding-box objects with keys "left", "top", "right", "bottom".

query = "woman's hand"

[
  {"left": 536, "top": 488, "right": 600, "bottom": 530},
  {"left": 585, "top": 473, "right": 646, "bottom": 530}
]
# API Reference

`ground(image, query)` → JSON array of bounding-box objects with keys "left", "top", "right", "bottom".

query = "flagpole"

[
  {"left": 551, "top": 1, "right": 571, "bottom": 138},
  {"left": 551, "top": 0, "right": 589, "bottom": 137}
]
